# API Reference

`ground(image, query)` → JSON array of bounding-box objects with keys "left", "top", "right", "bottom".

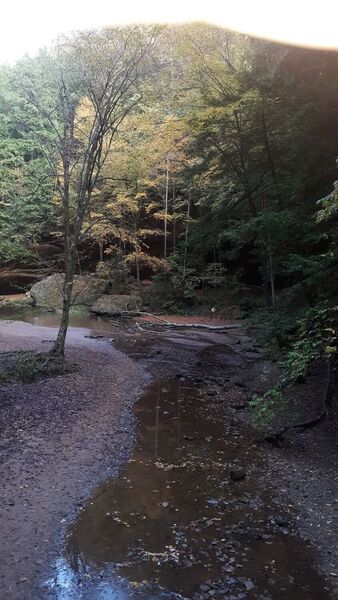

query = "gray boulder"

[
  {"left": 90, "top": 294, "right": 140, "bottom": 316},
  {"left": 29, "top": 274, "right": 108, "bottom": 309}
]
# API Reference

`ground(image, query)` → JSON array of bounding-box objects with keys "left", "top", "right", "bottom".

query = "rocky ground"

[
  {"left": 0, "top": 316, "right": 337, "bottom": 599},
  {"left": 111, "top": 321, "right": 338, "bottom": 595}
]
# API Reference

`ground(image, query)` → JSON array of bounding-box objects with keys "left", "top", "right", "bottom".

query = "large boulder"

[
  {"left": 90, "top": 294, "right": 140, "bottom": 316},
  {"left": 29, "top": 274, "right": 108, "bottom": 309}
]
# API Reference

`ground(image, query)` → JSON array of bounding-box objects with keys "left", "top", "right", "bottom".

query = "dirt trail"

[{"left": 0, "top": 321, "right": 148, "bottom": 599}]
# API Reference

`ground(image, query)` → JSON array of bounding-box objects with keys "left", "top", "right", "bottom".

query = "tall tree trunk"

[
  {"left": 183, "top": 188, "right": 191, "bottom": 275},
  {"left": 77, "top": 249, "right": 82, "bottom": 275},
  {"left": 52, "top": 151, "right": 74, "bottom": 356},
  {"left": 172, "top": 176, "right": 176, "bottom": 254},
  {"left": 261, "top": 101, "right": 283, "bottom": 210},
  {"left": 164, "top": 155, "right": 169, "bottom": 260},
  {"left": 268, "top": 247, "right": 276, "bottom": 308},
  {"left": 260, "top": 250, "right": 272, "bottom": 307},
  {"left": 99, "top": 242, "right": 103, "bottom": 262},
  {"left": 52, "top": 252, "right": 75, "bottom": 356},
  {"left": 136, "top": 257, "right": 141, "bottom": 287}
]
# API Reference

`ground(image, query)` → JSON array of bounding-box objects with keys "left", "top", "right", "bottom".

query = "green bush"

[{"left": 249, "top": 386, "right": 286, "bottom": 431}]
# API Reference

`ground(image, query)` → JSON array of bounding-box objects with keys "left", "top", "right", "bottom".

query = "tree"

[
  {"left": 0, "top": 62, "right": 55, "bottom": 263},
  {"left": 21, "top": 27, "right": 157, "bottom": 355}
]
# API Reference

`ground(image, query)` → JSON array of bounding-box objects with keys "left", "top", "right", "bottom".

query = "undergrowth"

[
  {"left": 248, "top": 304, "right": 337, "bottom": 432},
  {"left": 0, "top": 351, "right": 74, "bottom": 383}
]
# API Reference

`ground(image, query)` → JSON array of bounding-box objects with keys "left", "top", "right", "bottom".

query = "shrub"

[{"left": 0, "top": 351, "right": 74, "bottom": 383}]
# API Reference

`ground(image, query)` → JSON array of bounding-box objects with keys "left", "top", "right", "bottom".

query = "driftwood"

[
  {"left": 114, "top": 311, "right": 241, "bottom": 331},
  {"left": 265, "top": 358, "right": 334, "bottom": 444}
]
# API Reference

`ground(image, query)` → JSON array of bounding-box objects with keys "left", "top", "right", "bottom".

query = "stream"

[
  {"left": 44, "top": 377, "right": 333, "bottom": 600},
  {"left": 0, "top": 307, "right": 335, "bottom": 599}
]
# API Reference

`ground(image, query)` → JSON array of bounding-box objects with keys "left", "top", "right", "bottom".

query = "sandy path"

[{"left": 0, "top": 321, "right": 148, "bottom": 599}]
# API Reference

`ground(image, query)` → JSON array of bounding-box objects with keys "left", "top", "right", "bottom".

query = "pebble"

[
  {"left": 275, "top": 517, "right": 289, "bottom": 527},
  {"left": 230, "top": 468, "right": 246, "bottom": 481}
]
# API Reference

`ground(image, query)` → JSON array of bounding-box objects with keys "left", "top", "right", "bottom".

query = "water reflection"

[
  {"left": 0, "top": 305, "right": 114, "bottom": 333},
  {"left": 45, "top": 558, "right": 184, "bottom": 599}
]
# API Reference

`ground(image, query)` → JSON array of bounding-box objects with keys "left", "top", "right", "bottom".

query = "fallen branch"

[{"left": 113, "top": 311, "right": 241, "bottom": 331}]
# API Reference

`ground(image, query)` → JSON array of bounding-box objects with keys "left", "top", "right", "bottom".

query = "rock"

[
  {"left": 275, "top": 517, "right": 289, "bottom": 527},
  {"left": 233, "top": 380, "right": 246, "bottom": 388},
  {"left": 25, "top": 292, "right": 35, "bottom": 306},
  {"left": 90, "top": 294, "right": 140, "bottom": 316},
  {"left": 247, "top": 529, "right": 263, "bottom": 541},
  {"left": 0, "top": 268, "right": 40, "bottom": 294},
  {"left": 28, "top": 274, "right": 108, "bottom": 309},
  {"left": 0, "top": 293, "right": 28, "bottom": 307},
  {"left": 207, "top": 498, "right": 220, "bottom": 506},
  {"left": 84, "top": 334, "right": 104, "bottom": 339},
  {"left": 229, "top": 468, "right": 246, "bottom": 481},
  {"left": 243, "top": 578, "right": 254, "bottom": 591}
]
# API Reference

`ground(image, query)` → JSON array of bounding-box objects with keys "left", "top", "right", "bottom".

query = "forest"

[
  {"left": 1, "top": 24, "right": 337, "bottom": 376},
  {"left": 0, "top": 22, "right": 337, "bottom": 599}
]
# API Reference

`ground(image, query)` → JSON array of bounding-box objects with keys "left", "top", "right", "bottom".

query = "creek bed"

[{"left": 44, "top": 378, "right": 334, "bottom": 600}]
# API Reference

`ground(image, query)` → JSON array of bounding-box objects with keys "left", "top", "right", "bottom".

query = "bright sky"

[{"left": 1, "top": 0, "right": 337, "bottom": 64}]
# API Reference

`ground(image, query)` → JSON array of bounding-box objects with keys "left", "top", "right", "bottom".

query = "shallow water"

[
  {"left": 0, "top": 305, "right": 115, "bottom": 333},
  {"left": 45, "top": 378, "right": 333, "bottom": 600}
]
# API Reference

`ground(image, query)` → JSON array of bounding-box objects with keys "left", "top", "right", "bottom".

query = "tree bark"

[
  {"left": 51, "top": 256, "right": 75, "bottom": 356},
  {"left": 183, "top": 188, "right": 191, "bottom": 275},
  {"left": 164, "top": 155, "right": 169, "bottom": 260},
  {"left": 136, "top": 257, "right": 141, "bottom": 287},
  {"left": 261, "top": 101, "right": 283, "bottom": 210},
  {"left": 268, "top": 247, "right": 276, "bottom": 308}
]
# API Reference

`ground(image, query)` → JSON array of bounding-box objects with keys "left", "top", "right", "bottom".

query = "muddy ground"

[
  {"left": 111, "top": 323, "right": 338, "bottom": 592},
  {"left": 0, "top": 321, "right": 148, "bottom": 599},
  {"left": 0, "top": 316, "right": 337, "bottom": 599}
]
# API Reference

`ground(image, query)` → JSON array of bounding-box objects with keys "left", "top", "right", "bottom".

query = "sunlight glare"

[{"left": 0, "top": 0, "right": 337, "bottom": 63}]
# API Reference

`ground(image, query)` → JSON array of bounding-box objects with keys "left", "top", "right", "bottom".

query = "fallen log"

[
  {"left": 114, "top": 311, "right": 241, "bottom": 331},
  {"left": 142, "top": 321, "right": 241, "bottom": 331}
]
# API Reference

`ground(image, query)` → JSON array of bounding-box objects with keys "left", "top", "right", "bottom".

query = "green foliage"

[
  {"left": 249, "top": 304, "right": 337, "bottom": 431},
  {"left": 0, "top": 25, "right": 337, "bottom": 395},
  {"left": 316, "top": 159, "right": 338, "bottom": 222},
  {"left": 168, "top": 259, "right": 199, "bottom": 301},
  {"left": 0, "top": 62, "right": 56, "bottom": 262},
  {"left": 246, "top": 305, "right": 298, "bottom": 351},
  {"left": 0, "top": 351, "right": 73, "bottom": 383},
  {"left": 281, "top": 304, "right": 337, "bottom": 385},
  {"left": 249, "top": 386, "right": 286, "bottom": 431}
]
